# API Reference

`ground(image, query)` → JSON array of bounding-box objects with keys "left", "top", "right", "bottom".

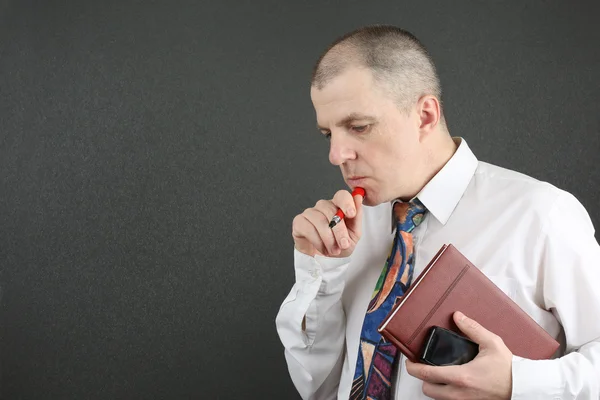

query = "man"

[{"left": 275, "top": 25, "right": 600, "bottom": 399}]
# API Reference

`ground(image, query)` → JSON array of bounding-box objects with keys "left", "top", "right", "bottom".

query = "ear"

[{"left": 416, "top": 95, "right": 441, "bottom": 140}]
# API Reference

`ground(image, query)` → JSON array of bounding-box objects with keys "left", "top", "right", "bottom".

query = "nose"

[{"left": 328, "top": 132, "right": 356, "bottom": 166}]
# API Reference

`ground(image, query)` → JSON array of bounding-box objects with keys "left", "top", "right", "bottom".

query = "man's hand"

[
  {"left": 292, "top": 190, "right": 364, "bottom": 258},
  {"left": 406, "top": 311, "right": 513, "bottom": 400}
]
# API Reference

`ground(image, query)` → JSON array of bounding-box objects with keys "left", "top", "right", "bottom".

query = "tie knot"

[{"left": 393, "top": 198, "right": 426, "bottom": 232}]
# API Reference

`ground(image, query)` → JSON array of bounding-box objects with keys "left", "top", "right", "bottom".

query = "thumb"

[
  {"left": 353, "top": 192, "right": 364, "bottom": 210},
  {"left": 453, "top": 311, "right": 497, "bottom": 347},
  {"left": 345, "top": 192, "right": 364, "bottom": 239}
]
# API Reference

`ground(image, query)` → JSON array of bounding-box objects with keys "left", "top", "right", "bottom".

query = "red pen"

[{"left": 329, "top": 187, "right": 366, "bottom": 228}]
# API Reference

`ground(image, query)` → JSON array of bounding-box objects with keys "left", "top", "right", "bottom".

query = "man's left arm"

[
  {"left": 406, "top": 190, "right": 600, "bottom": 399},
  {"left": 510, "top": 190, "right": 600, "bottom": 399}
]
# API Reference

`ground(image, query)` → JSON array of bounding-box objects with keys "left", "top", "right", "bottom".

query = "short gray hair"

[{"left": 311, "top": 25, "right": 443, "bottom": 114}]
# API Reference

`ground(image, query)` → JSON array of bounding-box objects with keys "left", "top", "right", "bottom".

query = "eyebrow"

[{"left": 317, "top": 113, "right": 377, "bottom": 131}]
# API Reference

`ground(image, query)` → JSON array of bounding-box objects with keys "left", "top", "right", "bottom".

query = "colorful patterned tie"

[{"left": 350, "top": 198, "right": 427, "bottom": 400}]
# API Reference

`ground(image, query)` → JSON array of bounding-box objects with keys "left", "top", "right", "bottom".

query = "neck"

[
  {"left": 425, "top": 133, "right": 458, "bottom": 182},
  {"left": 399, "top": 132, "right": 458, "bottom": 202}
]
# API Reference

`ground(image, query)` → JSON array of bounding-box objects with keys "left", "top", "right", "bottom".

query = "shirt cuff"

[
  {"left": 511, "top": 355, "right": 563, "bottom": 400},
  {"left": 294, "top": 248, "right": 351, "bottom": 287},
  {"left": 292, "top": 248, "right": 351, "bottom": 346}
]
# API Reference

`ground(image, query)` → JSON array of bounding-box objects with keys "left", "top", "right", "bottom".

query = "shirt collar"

[{"left": 391, "top": 137, "right": 478, "bottom": 231}]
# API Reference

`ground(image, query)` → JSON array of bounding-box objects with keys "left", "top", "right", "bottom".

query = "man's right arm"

[
  {"left": 276, "top": 189, "right": 365, "bottom": 399},
  {"left": 275, "top": 249, "right": 351, "bottom": 399}
]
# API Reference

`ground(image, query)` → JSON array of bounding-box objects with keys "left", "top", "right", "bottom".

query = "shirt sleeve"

[
  {"left": 275, "top": 248, "right": 352, "bottom": 400},
  {"left": 511, "top": 191, "right": 600, "bottom": 399}
]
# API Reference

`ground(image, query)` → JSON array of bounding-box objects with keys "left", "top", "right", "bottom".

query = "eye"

[
  {"left": 351, "top": 125, "right": 369, "bottom": 133},
  {"left": 320, "top": 130, "right": 332, "bottom": 139}
]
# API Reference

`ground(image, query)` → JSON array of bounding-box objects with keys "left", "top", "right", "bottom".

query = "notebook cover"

[{"left": 377, "top": 244, "right": 560, "bottom": 362}]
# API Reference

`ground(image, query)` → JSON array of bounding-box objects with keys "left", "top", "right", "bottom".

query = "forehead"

[
  {"left": 311, "top": 67, "right": 377, "bottom": 105},
  {"left": 311, "top": 67, "right": 389, "bottom": 125}
]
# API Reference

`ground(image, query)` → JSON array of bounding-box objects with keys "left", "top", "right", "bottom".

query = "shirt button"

[{"left": 310, "top": 269, "right": 320, "bottom": 278}]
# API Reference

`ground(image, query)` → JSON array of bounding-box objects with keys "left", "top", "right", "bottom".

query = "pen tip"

[{"left": 329, "top": 221, "right": 336, "bottom": 229}]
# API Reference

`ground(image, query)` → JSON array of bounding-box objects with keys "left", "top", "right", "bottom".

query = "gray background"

[{"left": 1, "top": 1, "right": 599, "bottom": 399}]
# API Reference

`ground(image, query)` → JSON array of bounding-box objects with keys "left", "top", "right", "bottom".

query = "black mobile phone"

[{"left": 420, "top": 326, "right": 479, "bottom": 366}]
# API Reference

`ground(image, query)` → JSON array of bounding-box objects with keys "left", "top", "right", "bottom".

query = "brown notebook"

[{"left": 377, "top": 244, "right": 560, "bottom": 362}]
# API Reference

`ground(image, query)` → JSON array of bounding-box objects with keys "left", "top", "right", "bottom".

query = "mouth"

[{"left": 346, "top": 176, "right": 367, "bottom": 186}]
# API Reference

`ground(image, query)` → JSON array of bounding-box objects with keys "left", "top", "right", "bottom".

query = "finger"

[
  {"left": 292, "top": 213, "right": 329, "bottom": 255},
  {"left": 405, "top": 359, "right": 463, "bottom": 385},
  {"left": 454, "top": 311, "right": 500, "bottom": 348},
  {"left": 303, "top": 208, "right": 340, "bottom": 255},
  {"left": 332, "top": 190, "right": 356, "bottom": 218},
  {"left": 330, "top": 219, "right": 352, "bottom": 250},
  {"left": 314, "top": 198, "right": 351, "bottom": 251},
  {"left": 313, "top": 199, "right": 339, "bottom": 217},
  {"left": 331, "top": 191, "right": 364, "bottom": 249}
]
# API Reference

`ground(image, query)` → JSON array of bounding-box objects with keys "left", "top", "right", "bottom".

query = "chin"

[{"left": 362, "top": 194, "right": 381, "bottom": 207}]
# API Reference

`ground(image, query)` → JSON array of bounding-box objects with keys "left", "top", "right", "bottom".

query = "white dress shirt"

[{"left": 275, "top": 137, "right": 600, "bottom": 399}]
